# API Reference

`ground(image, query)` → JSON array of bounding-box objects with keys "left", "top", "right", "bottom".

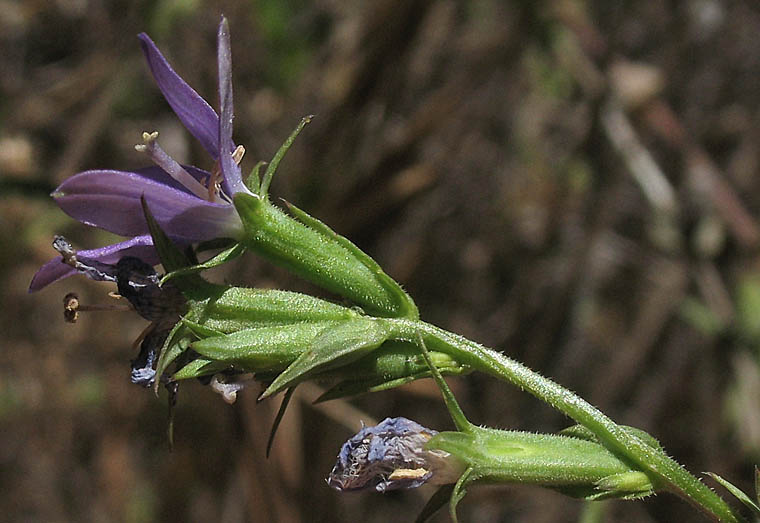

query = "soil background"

[{"left": 4, "top": 1, "right": 760, "bottom": 522}]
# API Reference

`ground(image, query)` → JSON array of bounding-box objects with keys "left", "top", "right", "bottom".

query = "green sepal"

[
  {"left": 153, "top": 322, "right": 193, "bottom": 393},
  {"left": 140, "top": 196, "right": 210, "bottom": 297},
  {"left": 141, "top": 196, "right": 190, "bottom": 273},
  {"left": 595, "top": 471, "right": 657, "bottom": 499},
  {"left": 707, "top": 472, "right": 760, "bottom": 517},
  {"left": 314, "top": 344, "right": 471, "bottom": 402},
  {"left": 233, "top": 191, "right": 418, "bottom": 319},
  {"left": 450, "top": 467, "right": 474, "bottom": 523},
  {"left": 413, "top": 331, "right": 471, "bottom": 432},
  {"left": 559, "top": 424, "right": 662, "bottom": 450},
  {"left": 315, "top": 375, "right": 422, "bottom": 402},
  {"left": 161, "top": 242, "right": 246, "bottom": 284},
  {"left": 191, "top": 321, "right": 340, "bottom": 373},
  {"left": 166, "top": 382, "right": 178, "bottom": 450},
  {"left": 266, "top": 386, "right": 295, "bottom": 457},
  {"left": 245, "top": 160, "right": 266, "bottom": 194},
  {"left": 261, "top": 318, "right": 392, "bottom": 399},
  {"left": 416, "top": 484, "right": 455, "bottom": 523},
  {"left": 172, "top": 358, "right": 232, "bottom": 381},
  {"left": 552, "top": 484, "right": 637, "bottom": 501},
  {"left": 316, "top": 370, "right": 462, "bottom": 403},
  {"left": 259, "top": 116, "right": 312, "bottom": 197},
  {"left": 196, "top": 237, "right": 237, "bottom": 252},
  {"left": 181, "top": 317, "right": 225, "bottom": 338}
]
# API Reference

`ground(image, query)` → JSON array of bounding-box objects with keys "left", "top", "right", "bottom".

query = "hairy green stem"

[{"left": 384, "top": 318, "right": 741, "bottom": 522}]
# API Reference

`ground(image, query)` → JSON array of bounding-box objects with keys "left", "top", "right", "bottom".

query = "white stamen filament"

[
  {"left": 207, "top": 165, "right": 222, "bottom": 202},
  {"left": 207, "top": 145, "right": 245, "bottom": 202},
  {"left": 64, "top": 292, "right": 133, "bottom": 323},
  {"left": 135, "top": 131, "right": 218, "bottom": 202}
]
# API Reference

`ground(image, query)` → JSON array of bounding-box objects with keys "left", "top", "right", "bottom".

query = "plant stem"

[{"left": 385, "top": 318, "right": 742, "bottom": 522}]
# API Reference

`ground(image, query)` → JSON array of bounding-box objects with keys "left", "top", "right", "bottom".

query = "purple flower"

[
  {"left": 328, "top": 417, "right": 455, "bottom": 492},
  {"left": 30, "top": 17, "right": 249, "bottom": 292}
]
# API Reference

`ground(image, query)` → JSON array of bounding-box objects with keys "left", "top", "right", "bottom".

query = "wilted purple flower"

[
  {"left": 328, "top": 417, "right": 459, "bottom": 492},
  {"left": 30, "top": 16, "right": 249, "bottom": 292},
  {"left": 53, "top": 236, "right": 187, "bottom": 386}
]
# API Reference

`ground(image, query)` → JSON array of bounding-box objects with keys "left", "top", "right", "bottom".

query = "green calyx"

[
  {"left": 233, "top": 191, "right": 418, "bottom": 319},
  {"left": 233, "top": 116, "right": 417, "bottom": 320},
  {"left": 427, "top": 427, "right": 656, "bottom": 501}
]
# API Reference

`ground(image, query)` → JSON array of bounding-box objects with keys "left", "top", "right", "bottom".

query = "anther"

[
  {"left": 205, "top": 145, "right": 245, "bottom": 201},
  {"left": 63, "top": 292, "right": 80, "bottom": 323},
  {"left": 62, "top": 291, "right": 133, "bottom": 323},
  {"left": 232, "top": 145, "right": 245, "bottom": 165}
]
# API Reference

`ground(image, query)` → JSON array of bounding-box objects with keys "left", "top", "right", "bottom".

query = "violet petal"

[
  {"left": 217, "top": 17, "right": 247, "bottom": 195},
  {"left": 138, "top": 33, "right": 220, "bottom": 158},
  {"left": 53, "top": 169, "right": 241, "bottom": 242},
  {"left": 29, "top": 235, "right": 158, "bottom": 292}
]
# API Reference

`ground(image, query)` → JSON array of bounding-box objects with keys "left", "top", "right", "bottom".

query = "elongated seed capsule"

[
  {"left": 190, "top": 321, "right": 341, "bottom": 372},
  {"left": 171, "top": 341, "right": 470, "bottom": 391},
  {"left": 190, "top": 286, "right": 361, "bottom": 334},
  {"left": 427, "top": 428, "right": 656, "bottom": 497},
  {"left": 234, "top": 192, "right": 418, "bottom": 320}
]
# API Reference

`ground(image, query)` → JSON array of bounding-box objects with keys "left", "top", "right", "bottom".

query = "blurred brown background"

[{"left": 4, "top": 1, "right": 760, "bottom": 521}]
